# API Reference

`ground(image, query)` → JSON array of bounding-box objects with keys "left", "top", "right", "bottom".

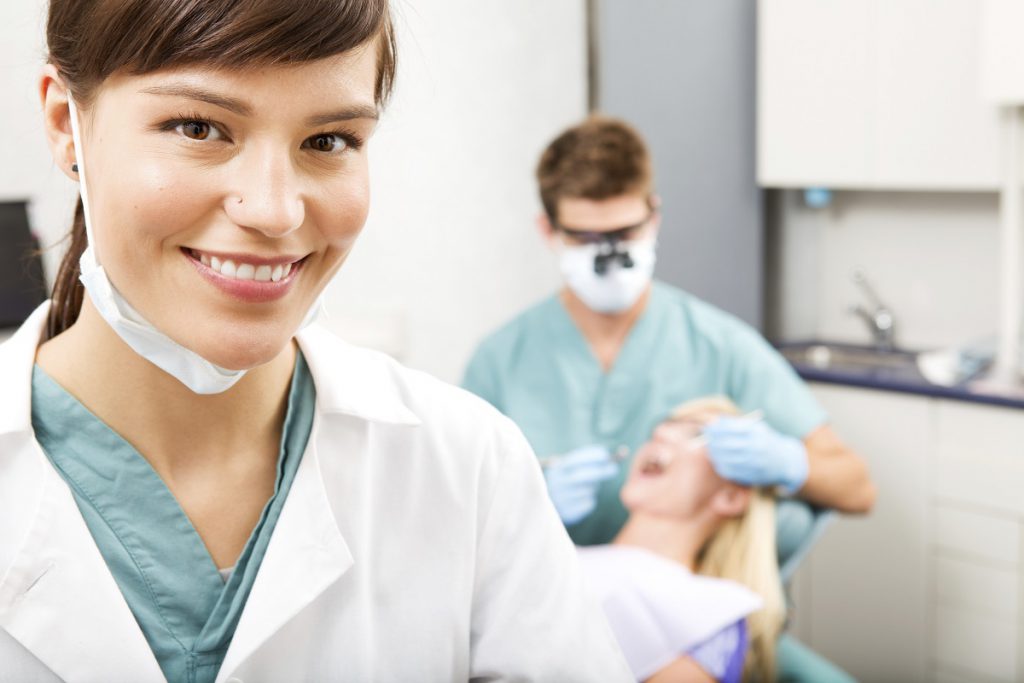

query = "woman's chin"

[
  {"left": 186, "top": 331, "right": 292, "bottom": 371},
  {"left": 619, "top": 483, "right": 644, "bottom": 511}
]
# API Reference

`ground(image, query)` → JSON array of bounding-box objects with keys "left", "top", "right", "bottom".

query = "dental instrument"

[
  {"left": 651, "top": 410, "right": 764, "bottom": 469},
  {"left": 539, "top": 444, "right": 630, "bottom": 471}
]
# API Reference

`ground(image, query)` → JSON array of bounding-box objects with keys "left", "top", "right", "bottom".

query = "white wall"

[
  {"left": 0, "top": 0, "right": 586, "bottom": 383},
  {"left": 0, "top": 0, "right": 79, "bottom": 276},
  {"left": 770, "top": 190, "right": 1000, "bottom": 352}
]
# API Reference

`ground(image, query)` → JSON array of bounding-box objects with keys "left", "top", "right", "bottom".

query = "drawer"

[
  {"left": 933, "top": 605, "right": 1017, "bottom": 681},
  {"left": 933, "top": 555, "right": 1018, "bottom": 618},
  {"left": 935, "top": 401, "right": 1024, "bottom": 462},
  {"left": 934, "top": 455, "right": 1024, "bottom": 515},
  {"left": 933, "top": 401, "right": 1024, "bottom": 514},
  {"left": 933, "top": 504, "right": 1019, "bottom": 566}
]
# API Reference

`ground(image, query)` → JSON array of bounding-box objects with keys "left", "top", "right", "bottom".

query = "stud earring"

[{"left": 71, "top": 163, "right": 79, "bottom": 173}]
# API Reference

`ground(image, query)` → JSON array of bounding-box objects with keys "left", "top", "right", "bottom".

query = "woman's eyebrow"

[
  {"left": 138, "top": 83, "right": 378, "bottom": 126},
  {"left": 139, "top": 84, "right": 253, "bottom": 116},
  {"left": 305, "top": 105, "right": 379, "bottom": 127}
]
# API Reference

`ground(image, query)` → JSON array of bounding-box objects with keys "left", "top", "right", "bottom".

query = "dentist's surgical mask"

[
  {"left": 558, "top": 237, "right": 657, "bottom": 314},
  {"left": 67, "top": 96, "right": 319, "bottom": 394}
]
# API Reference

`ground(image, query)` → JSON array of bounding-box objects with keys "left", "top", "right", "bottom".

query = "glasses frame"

[{"left": 550, "top": 201, "right": 659, "bottom": 247}]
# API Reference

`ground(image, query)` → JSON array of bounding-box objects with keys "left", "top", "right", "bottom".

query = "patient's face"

[{"left": 619, "top": 418, "right": 725, "bottom": 519}]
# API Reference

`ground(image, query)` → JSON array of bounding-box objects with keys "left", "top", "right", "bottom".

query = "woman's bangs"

[{"left": 79, "top": 0, "right": 393, "bottom": 100}]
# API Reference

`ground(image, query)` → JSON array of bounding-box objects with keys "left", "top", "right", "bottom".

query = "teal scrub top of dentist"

[
  {"left": 30, "top": 351, "right": 315, "bottom": 683},
  {"left": 463, "top": 282, "right": 827, "bottom": 546}
]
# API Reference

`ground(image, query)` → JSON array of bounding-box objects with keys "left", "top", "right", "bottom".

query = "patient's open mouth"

[{"left": 640, "top": 455, "right": 667, "bottom": 476}]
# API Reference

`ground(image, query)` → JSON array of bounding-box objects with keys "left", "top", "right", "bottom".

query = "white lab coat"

[{"left": 0, "top": 303, "right": 633, "bottom": 683}]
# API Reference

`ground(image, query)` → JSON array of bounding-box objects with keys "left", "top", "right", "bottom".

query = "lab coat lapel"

[
  {"left": 0, "top": 441, "right": 164, "bottom": 682},
  {"left": 216, "top": 426, "right": 353, "bottom": 682},
  {"left": 0, "top": 303, "right": 163, "bottom": 681}
]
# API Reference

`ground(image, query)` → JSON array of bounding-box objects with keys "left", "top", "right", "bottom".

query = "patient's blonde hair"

[{"left": 670, "top": 397, "right": 785, "bottom": 683}]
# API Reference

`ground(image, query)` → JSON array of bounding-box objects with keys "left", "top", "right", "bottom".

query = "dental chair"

[
  {"left": 774, "top": 500, "right": 855, "bottom": 683},
  {"left": 776, "top": 498, "right": 833, "bottom": 583}
]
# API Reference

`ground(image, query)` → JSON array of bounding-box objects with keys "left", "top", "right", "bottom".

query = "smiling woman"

[
  {"left": 45, "top": 0, "right": 395, "bottom": 342},
  {"left": 53, "top": 55, "right": 383, "bottom": 377},
  {"left": 0, "top": 1, "right": 632, "bottom": 681}
]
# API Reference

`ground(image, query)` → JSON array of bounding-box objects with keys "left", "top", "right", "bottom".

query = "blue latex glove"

[
  {"left": 543, "top": 445, "right": 618, "bottom": 525},
  {"left": 704, "top": 417, "right": 809, "bottom": 493}
]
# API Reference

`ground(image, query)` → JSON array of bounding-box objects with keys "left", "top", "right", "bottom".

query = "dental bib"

[{"left": 67, "top": 97, "right": 318, "bottom": 394}]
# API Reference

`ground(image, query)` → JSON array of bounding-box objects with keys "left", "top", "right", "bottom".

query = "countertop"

[{"left": 776, "top": 340, "right": 1024, "bottom": 410}]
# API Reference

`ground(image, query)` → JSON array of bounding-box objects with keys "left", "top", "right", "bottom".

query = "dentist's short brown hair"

[{"left": 535, "top": 116, "right": 654, "bottom": 222}]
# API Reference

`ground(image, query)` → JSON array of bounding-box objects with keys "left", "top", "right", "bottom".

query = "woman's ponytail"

[{"left": 45, "top": 197, "right": 87, "bottom": 340}]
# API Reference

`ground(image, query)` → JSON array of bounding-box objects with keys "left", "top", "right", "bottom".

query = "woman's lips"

[{"left": 183, "top": 248, "right": 306, "bottom": 303}]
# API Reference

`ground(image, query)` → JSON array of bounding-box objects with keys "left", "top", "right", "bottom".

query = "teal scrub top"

[
  {"left": 463, "top": 282, "right": 826, "bottom": 546},
  {"left": 31, "top": 351, "right": 316, "bottom": 683}
]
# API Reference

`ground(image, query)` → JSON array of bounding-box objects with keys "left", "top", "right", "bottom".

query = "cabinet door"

[
  {"left": 873, "top": 0, "right": 1001, "bottom": 189},
  {"left": 793, "top": 384, "right": 931, "bottom": 682},
  {"left": 758, "top": 0, "right": 873, "bottom": 187},
  {"left": 758, "top": 0, "right": 1002, "bottom": 190},
  {"left": 929, "top": 401, "right": 1024, "bottom": 681}
]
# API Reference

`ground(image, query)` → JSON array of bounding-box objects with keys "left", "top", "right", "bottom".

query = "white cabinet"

[
  {"left": 790, "top": 384, "right": 1024, "bottom": 682},
  {"left": 930, "top": 401, "right": 1024, "bottom": 682},
  {"left": 757, "top": 0, "right": 872, "bottom": 187},
  {"left": 789, "top": 384, "right": 932, "bottom": 682},
  {"left": 758, "top": 0, "right": 1002, "bottom": 190}
]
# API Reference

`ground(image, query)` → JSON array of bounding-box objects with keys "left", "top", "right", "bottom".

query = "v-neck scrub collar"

[{"left": 30, "top": 352, "right": 316, "bottom": 683}]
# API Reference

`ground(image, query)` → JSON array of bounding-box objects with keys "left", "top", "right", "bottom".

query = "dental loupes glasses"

[
  {"left": 592, "top": 242, "right": 635, "bottom": 275},
  {"left": 553, "top": 213, "right": 654, "bottom": 275}
]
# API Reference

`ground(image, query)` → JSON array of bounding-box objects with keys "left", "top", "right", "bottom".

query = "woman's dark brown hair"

[{"left": 45, "top": 0, "right": 397, "bottom": 340}]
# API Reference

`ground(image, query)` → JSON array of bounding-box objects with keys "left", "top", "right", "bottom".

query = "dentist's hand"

[
  {"left": 543, "top": 445, "right": 618, "bottom": 525},
  {"left": 704, "top": 417, "right": 809, "bottom": 493}
]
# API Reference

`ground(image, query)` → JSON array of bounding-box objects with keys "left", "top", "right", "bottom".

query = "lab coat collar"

[
  {"left": 0, "top": 302, "right": 49, "bottom": 437},
  {"left": 0, "top": 442, "right": 166, "bottom": 682},
  {"left": 0, "top": 402, "right": 354, "bottom": 683},
  {"left": 217, "top": 426, "right": 354, "bottom": 682},
  {"left": 0, "top": 302, "right": 359, "bottom": 681},
  {"left": 0, "top": 303, "right": 422, "bottom": 435},
  {"left": 297, "top": 323, "right": 422, "bottom": 426},
  {"left": 0, "top": 302, "right": 165, "bottom": 680}
]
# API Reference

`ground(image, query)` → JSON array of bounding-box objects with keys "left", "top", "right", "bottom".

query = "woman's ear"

[
  {"left": 39, "top": 64, "right": 79, "bottom": 181},
  {"left": 709, "top": 484, "right": 752, "bottom": 519}
]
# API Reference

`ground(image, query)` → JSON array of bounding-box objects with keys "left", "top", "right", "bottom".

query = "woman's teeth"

[{"left": 197, "top": 252, "right": 292, "bottom": 282}]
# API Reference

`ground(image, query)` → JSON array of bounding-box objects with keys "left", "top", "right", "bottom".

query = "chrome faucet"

[{"left": 849, "top": 270, "right": 896, "bottom": 351}]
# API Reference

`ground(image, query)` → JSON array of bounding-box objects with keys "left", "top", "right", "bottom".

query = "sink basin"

[{"left": 777, "top": 342, "right": 927, "bottom": 384}]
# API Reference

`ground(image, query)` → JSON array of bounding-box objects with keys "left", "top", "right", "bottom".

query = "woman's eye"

[
  {"left": 175, "top": 120, "right": 221, "bottom": 141},
  {"left": 305, "top": 134, "right": 348, "bottom": 154}
]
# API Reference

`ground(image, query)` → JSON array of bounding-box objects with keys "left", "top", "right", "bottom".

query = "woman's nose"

[
  {"left": 224, "top": 150, "right": 305, "bottom": 237},
  {"left": 652, "top": 423, "right": 684, "bottom": 443}
]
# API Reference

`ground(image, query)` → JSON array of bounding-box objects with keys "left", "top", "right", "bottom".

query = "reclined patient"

[{"left": 577, "top": 398, "right": 784, "bottom": 683}]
